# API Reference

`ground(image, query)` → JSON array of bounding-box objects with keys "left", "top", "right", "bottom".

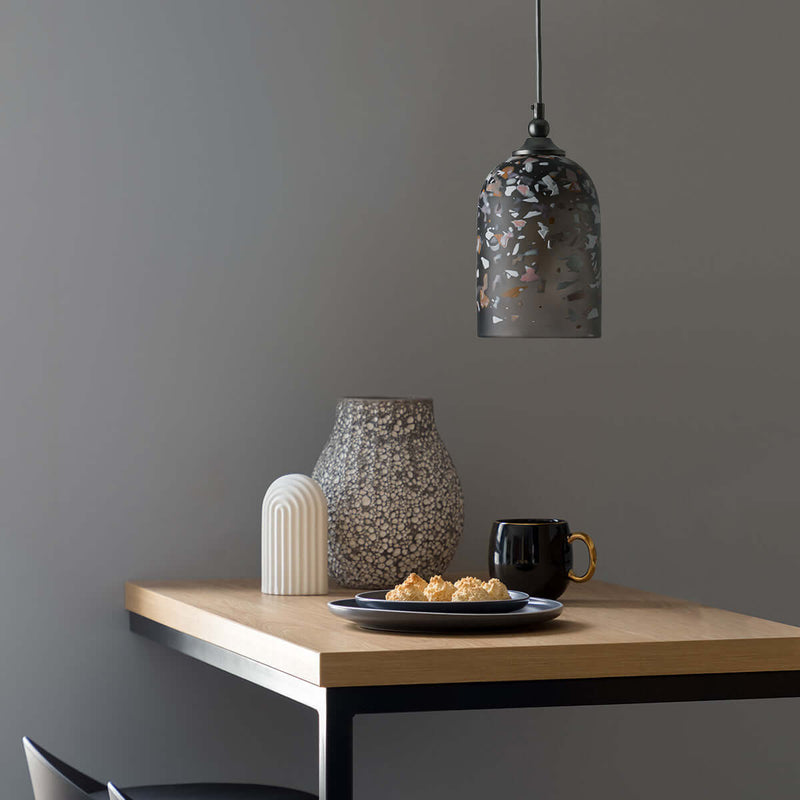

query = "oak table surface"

[{"left": 125, "top": 579, "right": 800, "bottom": 689}]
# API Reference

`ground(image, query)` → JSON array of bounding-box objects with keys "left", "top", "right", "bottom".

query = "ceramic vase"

[
  {"left": 261, "top": 473, "right": 328, "bottom": 595},
  {"left": 312, "top": 397, "right": 463, "bottom": 588}
]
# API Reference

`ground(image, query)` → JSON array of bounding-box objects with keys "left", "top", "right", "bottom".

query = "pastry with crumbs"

[
  {"left": 402, "top": 573, "right": 428, "bottom": 593},
  {"left": 384, "top": 574, "right": 511, "bottom": 603},
  {"left": 385, "top": 583, "right": 426, "bottom": 602},
  {"left": 483, "top": 578, "right": 511, "bottom": 600},
  {"left": 424, "top": 575, "right": 456, "bottom": 602},
  {"left": 451, "top": 583, "right": 492, "bottom": 602},
  {"left": 453, "top": 576, "right": 484, "bottom": 591}
]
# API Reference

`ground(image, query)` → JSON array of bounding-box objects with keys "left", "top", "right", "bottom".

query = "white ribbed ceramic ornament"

[{"left": 261, "top": 474, "right": 328, "bottom": 595}]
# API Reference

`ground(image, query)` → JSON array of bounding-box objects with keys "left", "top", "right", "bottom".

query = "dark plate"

[
  {"left": 354, "top": 589, "right": 530, "bottom": 613},
  {"left": 328, "top": 597, "right": 563, "bottom": 633}
]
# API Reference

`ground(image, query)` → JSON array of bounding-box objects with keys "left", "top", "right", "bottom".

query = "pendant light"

[{"left": 477, "top": 0, "right": 601, "bottom": 338}]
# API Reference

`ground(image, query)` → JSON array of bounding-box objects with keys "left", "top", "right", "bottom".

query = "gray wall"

[{"left": 1, "top": 0, "right": 798, "bottom": 797}]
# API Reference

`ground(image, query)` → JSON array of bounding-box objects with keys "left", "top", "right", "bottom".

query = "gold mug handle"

[{"left": 567, "top": 532, "right": 597, "bottom": 583}]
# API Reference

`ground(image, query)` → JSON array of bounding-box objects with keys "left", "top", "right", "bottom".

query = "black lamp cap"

[{"left": 513, "top": 103, "right": 565, "bottom": 156}]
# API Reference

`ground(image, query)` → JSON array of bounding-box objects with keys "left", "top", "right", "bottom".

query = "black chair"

[{"left": 23, "top": 738, "right": 316, "bottom": 800}]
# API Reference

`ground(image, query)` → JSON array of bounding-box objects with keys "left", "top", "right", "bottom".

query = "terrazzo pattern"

[
  {"left": 477, "top": 153, "right": 601, "bottom": 337},
  {"left": 312, "top": 398, "right": 464, "bottom": 588}
]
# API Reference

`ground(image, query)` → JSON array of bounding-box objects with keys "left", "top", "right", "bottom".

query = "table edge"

[{"left": 125, "top": 581, "right": 323, "bottom": 685}]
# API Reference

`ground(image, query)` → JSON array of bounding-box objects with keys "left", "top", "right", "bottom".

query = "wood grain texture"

[{"left": 125, "top": 579, "right": 800, "bottom": 688}]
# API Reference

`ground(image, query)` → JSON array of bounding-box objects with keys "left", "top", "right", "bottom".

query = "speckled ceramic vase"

[{"left": 312, "top": 397, "right": 463, "bottom": 588}]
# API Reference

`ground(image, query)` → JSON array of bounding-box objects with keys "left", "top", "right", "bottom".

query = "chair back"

[
  {"left": 106, "top": 783, "right": 130, "bottom": 800},
  {"left": 23, "top": 738, "right": 105, "bottom": 800}
]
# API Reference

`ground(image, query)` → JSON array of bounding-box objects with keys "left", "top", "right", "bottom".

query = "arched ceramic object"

[{"left": 261, "top": 474, "right": 328, "bottom": 595}]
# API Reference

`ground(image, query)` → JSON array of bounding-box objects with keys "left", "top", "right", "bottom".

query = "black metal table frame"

[{"left": 130, "top": 613, "right": 800, "bottom": 800}]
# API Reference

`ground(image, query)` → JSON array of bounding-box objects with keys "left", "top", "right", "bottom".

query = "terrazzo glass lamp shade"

[{"left": 476, "top": 0, "right": 601, "bottom": 338}]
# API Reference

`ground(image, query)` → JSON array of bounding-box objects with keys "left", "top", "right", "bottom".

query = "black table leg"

[{"left": 318, "top": 689, "right": 354, "bottom": 800}]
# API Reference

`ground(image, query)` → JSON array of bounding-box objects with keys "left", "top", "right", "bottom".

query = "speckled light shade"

[{"left": 476, "top": 151, "right": 601, "bottom": 337}]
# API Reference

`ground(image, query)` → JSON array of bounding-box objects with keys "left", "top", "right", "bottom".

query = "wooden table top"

[{"left": 125, "top": 579, "right": 800, "bottom": 688}]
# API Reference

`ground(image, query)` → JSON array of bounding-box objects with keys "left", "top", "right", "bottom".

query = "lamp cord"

[
  {"left": 515, "top": 0, "right": 561, "bottom": 150},
  {"left": 535, "top": 0, "right": 542, "bottom": 105}
]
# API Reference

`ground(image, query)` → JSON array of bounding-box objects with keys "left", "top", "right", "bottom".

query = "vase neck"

[{"left": 333, "top": 398, "right": 435, "bottom": 436}]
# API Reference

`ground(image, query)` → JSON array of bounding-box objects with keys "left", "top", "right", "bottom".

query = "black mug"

[{"left": 488, "top": 519, "right": 597, "bottom": 600}]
